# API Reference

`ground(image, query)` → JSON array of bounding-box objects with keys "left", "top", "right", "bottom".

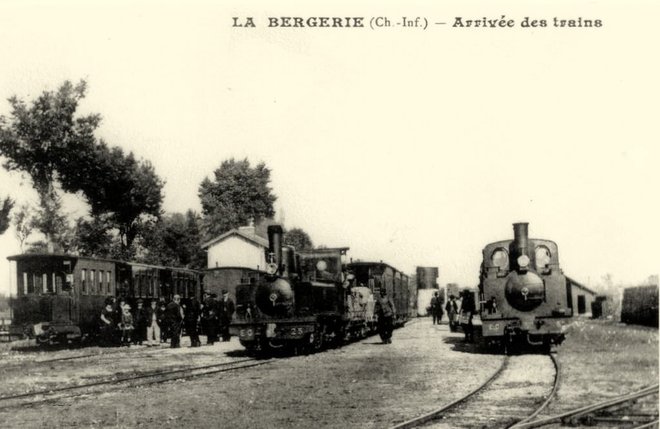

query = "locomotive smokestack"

[
  {"left": 267, "top": 225, "right": 284, "bottom": 271},
  {"left": 513, "top": 222, "right": 529, "bottom": 257}
]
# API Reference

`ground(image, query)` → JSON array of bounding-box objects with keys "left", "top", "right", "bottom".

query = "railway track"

[
  {"left": 0, "top": 343, "right": 171, "bottom": 371},
  {"left": 510, "top": 383, "right": 659, "bottom": 428},
  {"left": 391, "top": 353, "right": 560, "bottom": 429},
  {"left": 0, "top": 357, "right": 273, "bottom": 409}
]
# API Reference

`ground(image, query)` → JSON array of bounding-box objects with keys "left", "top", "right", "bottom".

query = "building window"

[
  {"left": 81, "top": 269, "right": 87, "bottom": 294},
  {"left": 106, "top": 271, "right": 111, "bottom": 295}
]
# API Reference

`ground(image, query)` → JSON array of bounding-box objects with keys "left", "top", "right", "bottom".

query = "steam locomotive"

[
  {"left": 230, "top": 225, "right": 413, "bottom": 353},
  {"left": 479, "top": 223, "right": 573, "bottom": 351}
]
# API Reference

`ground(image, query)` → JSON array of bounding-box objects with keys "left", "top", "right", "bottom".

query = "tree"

[
  {"left": 199, "top": 158, "right": 276, "bottom": 239},
  {"left": 13, "top": 204, "right": 35, "bottom": 252},
  {"left": 0, "top": 80, "right": 164, "bottom": 252},
  {"left": 71, "top": 215, "right": 114, "bottom": 258},
  {"left": 137, "top": 210, "right": 206, "bottom": 268},
  {"left": 284, "top": 227, "right": 313, "bottom": 251},
  {"left": 0, "top": 197, "right": 14, "bottom": 235}
]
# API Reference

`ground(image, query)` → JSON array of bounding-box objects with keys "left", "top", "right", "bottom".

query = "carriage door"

[{"left": 52, "top": 272, "right": 74, "bottom": 323}]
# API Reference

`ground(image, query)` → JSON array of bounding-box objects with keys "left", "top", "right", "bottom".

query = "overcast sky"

[{"left": 1, "top": 1, "right": 658, "bottom": 296}]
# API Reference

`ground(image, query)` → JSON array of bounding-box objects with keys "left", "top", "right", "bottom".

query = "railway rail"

[
  {"left": 510, "top": 383, "right": 659, "bottom": 428},
  {"left": 0, "top": 343, "right": 170, "bottom": 371},
  {"left": 0, "top": 357, "right": 273, "bottom": 409},
  {"left": 390, "top": 353, "right": 560, "bottom": 429}
]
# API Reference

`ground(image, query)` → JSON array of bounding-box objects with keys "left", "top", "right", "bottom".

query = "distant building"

[
  {"left": 416, "top": 267, "right": 439, "bottom": 289},
  {"left": 201, "top": 225, "right": 268, "bottom": 271},
  {"left": 566, "top": 276, "right": 598, "bottom": 317}
]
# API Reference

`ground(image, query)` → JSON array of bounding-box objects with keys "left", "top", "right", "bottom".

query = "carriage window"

[
  {"left": 23, "top": 272, "right": 29, "bottom": 294},
  {"left": 106, "top": 271, "right": 111, "bottom": 295},
  {"left": 34, "top": 274, "right": 43, "bottom": 294},
  {"left": 54, "top": 275, "right": 63, "bottom": 293},
  {"left": 43, "top": 273, "right": 51, "bottom": 293},
  {"left": 81, "top": 269, "right": 87, "bottom": 294},
  {"left": 91, "top": 270, "right": 97, "bottom": 294}
]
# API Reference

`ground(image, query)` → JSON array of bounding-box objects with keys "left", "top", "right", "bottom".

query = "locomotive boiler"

[{"left": 479, "top": 223, "right": 573, "bottom": 351}]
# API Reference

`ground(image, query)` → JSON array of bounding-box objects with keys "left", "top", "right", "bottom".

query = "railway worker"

[
  {"left": 218, "top": 290, "right": 235, "bottom": 342},
  {"left": 374, "top": 288, "right": 396, "bottom": 344},
  {"left": 145, "top": 299, "right": 161, "bottom": 347},
  {"left": 446, "top": 295, "right": 459, "bottom": 332},
  {"left": 430, "top": 292, "right": 443, "bottom": 325},
  {"left": 184, "top": 295, "right": 202, "bottom": 347},
  {"left": 460, "top": 290, "right": 476, "bottom": 343},
  {"left": 133, "top": 299, "right": 147, "bottom": 346},
  {"left": 202, "top": 292, "right": 218, "bottom": 345},
  {"left": 165, "top": 294, "right": 184, "bottom": 348}
]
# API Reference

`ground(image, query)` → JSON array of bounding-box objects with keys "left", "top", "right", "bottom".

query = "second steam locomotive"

[{"left": 479, "top": 222, "right": 573, "bottom": 351}]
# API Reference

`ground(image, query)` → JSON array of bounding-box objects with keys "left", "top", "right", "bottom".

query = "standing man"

[
  {"left": 430, "top": 292, "right": 439, "bottom": 325},
  {"left": 145, "top": 299, "right": 161, "bottom": 347},
  {"left": 374, "top": 288, "right": 396, "bottom": 344},
  {"left": 218, "top": 290, "right": 235, "bottom": 342},
  {"left": 184, "top": 294, "right": 202, "bottom": 347},
  {"left": 165, "top": 294, "right": 184, "bottom": 348},
  {"left": 133, "top": 299, "right": 147, "bottom": 345},
  {"left": 460, "top": 290, "right": 476, "bottom": 343},
  {"left": 446, "top": 295, "right": 459, "bottom": 332},
  {"left": 202, "top": 292, "right": 218, "bottom": 345}
]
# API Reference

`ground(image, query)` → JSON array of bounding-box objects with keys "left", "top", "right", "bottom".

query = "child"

[{"left": 119, "top": 304, "right": 134, "bottom": 346}]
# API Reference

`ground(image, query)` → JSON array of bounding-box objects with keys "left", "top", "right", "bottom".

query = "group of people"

[
  {"left": 429, "top": 290, "right": 476, "bottom": 342},
  {"left": 98, "top": 290, "right": 235, "bottom": 348}
]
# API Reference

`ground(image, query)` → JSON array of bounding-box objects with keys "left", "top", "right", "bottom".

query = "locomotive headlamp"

[
  {"left": 266, "top": 262, "right": 278, "bottom": 275},
  {"left": 517, "top": 255, "right": 530, "bottom": 268}
]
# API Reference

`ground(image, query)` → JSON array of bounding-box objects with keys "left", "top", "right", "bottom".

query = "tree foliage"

[
  {"left": 13, "top": 204, "right": 34, "bottom": 252},
  {"left": 137, "top": 210, "right": 206, "bottom": 269},
  {"left": 0, "top": 197, "right": 14, "bottom": 235},
  {"left": 284, "top": 227, "right": 313, "bottom": 251},
  {"left": 0, "top": 80, "right": 164, "bottom": 251},
  {"left": 199, "top": 158, "right": 276, "bottom": 239}
]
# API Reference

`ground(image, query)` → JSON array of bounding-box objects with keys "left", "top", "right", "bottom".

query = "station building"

[{"left": 200, "top": 225, "right": 269, "bottom": 297}]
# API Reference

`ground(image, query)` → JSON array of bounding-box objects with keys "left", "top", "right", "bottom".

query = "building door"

[{"left": 577, "top": 295, "right": 586, "bottom": 314}]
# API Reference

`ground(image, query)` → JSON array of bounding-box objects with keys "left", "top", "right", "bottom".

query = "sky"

[{"left": 0, "top": 0, "right": 658, "bottom": 296}]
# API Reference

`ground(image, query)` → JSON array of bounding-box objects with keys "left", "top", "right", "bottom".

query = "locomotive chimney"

[
  {"left": 513, "top": 222, "right": 529, "bottom": 255},
  {"left": 267, "top": 225, "right": 284, "bottom": 272}
]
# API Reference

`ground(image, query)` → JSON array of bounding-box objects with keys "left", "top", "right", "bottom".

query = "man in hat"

[
  {"left": 184, "top": 294, "right": 202, "bottom": 347},
  {"left": 133, "top": 299, "right": 147, "bottom": 345},
  {"left": 446, "top": 294, "right": 459, "bottom": 332},
  {"left": 165, "top": 295, "right": 184, "bottom": 348},
  {"left": 202, "top": 291, "right": 218, "bottom": 345},
  {"left": 374, "top": 288, "right": 396, "bottom": 344},
  {"left": 460, "top": 290, "right": 476, "bottom": 343},
  {"left": 218, "top": 290, "right": 235, "bottom": 342}
]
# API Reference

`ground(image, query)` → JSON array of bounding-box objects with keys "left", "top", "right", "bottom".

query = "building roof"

[
  {"left": 566, "top": 276, "right": 598, "bottom": 296},
  {"left": 200, "top": 228, "right": 269, "bottom": 249}
]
